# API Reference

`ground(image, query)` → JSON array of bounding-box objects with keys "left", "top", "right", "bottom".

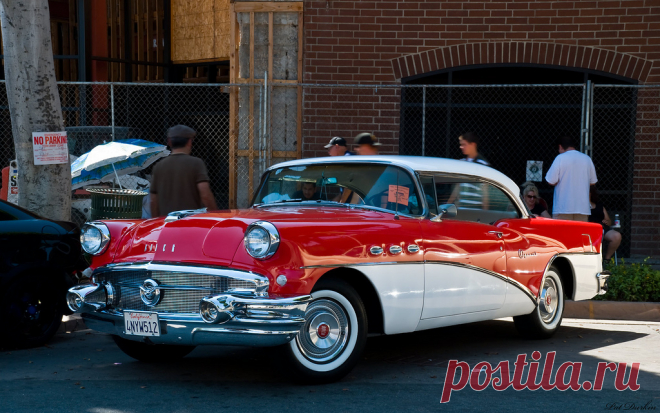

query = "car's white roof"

[{"left": 269, "top": 156, "right": 521, "bottom": 197}]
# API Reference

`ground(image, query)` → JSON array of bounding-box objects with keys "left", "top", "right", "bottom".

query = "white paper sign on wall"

[
  {"left": 32, "top": 131, "right": 69, "bottom": 165},
  {"left": 526, "top": 160, "right": 543, "bottom": 182}
]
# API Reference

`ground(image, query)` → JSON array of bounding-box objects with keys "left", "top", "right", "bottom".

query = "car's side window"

[{"left": 433, "top": 176, "right": 520, "bottom": 224}]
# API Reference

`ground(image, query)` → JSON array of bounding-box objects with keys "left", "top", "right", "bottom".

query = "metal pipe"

[
  {"left": 587, "top": 81, "right": 594, "bottom": 156},
  {"left": 583, "top": 80, "right": 592, "bottom": 154},
  {"left": 580, "top": 83, "right": 587, "bottom": 153},
  {"left": 110, "top": 84, "right": 115, "bottom": 141},
  {"left": 422, "top": 86, "right": 426, "bottom": 157}
]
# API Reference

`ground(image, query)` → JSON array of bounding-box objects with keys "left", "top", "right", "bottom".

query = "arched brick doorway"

[{"left": 396, "top": 44, "right": 650, "bottom": 258}]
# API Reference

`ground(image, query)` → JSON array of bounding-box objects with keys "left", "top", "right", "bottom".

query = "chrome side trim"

[
  {"left": 407, "top": 244, "right": 420, "bottom": 253},
  {"left": 424, "top": 260, "right": 537, "bottom": 303},
  {"left": 582, "top": 233, "right": 593, "bottom": 252},
  {"left": 300, "top": 261, "right": 423, "bottom": 269},
  {"left": 299, "top": 259, "right": 538, "bottom": 303}
]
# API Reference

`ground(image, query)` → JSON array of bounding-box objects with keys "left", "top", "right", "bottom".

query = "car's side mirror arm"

[{"left": 431, "top": 203, "right": 457, "bottom": 223}]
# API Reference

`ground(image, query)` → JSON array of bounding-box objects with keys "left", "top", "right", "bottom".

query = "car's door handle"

[{"left": 488, "top": 231, "right": 503, "bottom": 239}]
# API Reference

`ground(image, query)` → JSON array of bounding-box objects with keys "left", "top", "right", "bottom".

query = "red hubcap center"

[
  {"left": 546, "top": 295, "right": 552, "bottom": 306},
  {"left": 317, "top": 323, "right": 330, "bottom": 339}
]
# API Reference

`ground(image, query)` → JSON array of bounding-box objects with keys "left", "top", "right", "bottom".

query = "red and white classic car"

[{"left": 67, "top": 156, "right": 609, "bottom": 383}]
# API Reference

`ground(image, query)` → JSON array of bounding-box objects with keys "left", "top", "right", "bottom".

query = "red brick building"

[{"left": 300, "top": 0, "right": 660, "bottom": 258}]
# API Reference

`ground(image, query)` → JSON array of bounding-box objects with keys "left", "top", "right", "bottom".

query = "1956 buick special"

[{"left": 67, "top": 156, "right": 608, "bottom": 383}]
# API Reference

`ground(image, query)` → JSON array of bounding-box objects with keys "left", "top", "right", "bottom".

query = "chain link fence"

[
  {"left": 0, "top": 81, "right": 656, "bottom": 257},
  {"left": 591, "top": 85, "right": 660, "bottom": 258}
]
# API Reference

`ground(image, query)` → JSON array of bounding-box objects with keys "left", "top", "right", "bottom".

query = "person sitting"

[
  {"left": 292, "top": 182, "right": 320, "bottom": 201},
  {"left": 589, "top": 186, "right": 621, "bottom": 262},
  {"left": 521, "top": 181, "right": 549, "bottom": 211},
  {"left": 522, "top": 183, "right": 551, "bottom": 218}
]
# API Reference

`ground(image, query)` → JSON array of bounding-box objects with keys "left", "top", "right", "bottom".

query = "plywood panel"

[{"left": 171, "top": 0, "right": 230, "bottom": 63}]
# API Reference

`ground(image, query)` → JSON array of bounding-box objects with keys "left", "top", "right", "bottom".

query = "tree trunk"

[{"left": 0, "top": 0, "right": 70, "bottom": 221}]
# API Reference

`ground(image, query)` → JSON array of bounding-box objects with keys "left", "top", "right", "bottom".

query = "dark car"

[{"left": 0, "top": 199, "right": 82, "bottom": 348}]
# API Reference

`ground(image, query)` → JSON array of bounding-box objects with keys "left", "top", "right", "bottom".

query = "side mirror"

[{"left": 431, "top": 203, "right": 457, "bottom": 222}]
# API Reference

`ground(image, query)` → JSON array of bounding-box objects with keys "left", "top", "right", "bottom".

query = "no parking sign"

[{"left": 32, "top": 131, "right": 68, "bottom": 165}]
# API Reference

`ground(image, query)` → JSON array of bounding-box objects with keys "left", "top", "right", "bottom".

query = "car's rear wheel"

[
  {"left": 514, "top": 266, "right": 564, "bottom": 339},
  {"left": 0, "top": 273, "right": 64, "bottom": 349},
  {"left": 112, "top": 335, "right": 196, "bottom": 362},
  {"left": 277, "top": 279, "right": 368, "bottom": 384}
]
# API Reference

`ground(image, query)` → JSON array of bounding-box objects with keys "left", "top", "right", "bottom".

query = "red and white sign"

[
  {"left": 32, "top": 131, "right": 68, "bottom": 165},
  {"left": 8, "top": 160, "right": 18, "bottom": 205}
]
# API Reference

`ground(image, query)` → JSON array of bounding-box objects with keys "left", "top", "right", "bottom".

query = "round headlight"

[
  {"left": 243, "top": 221, "right": 280, "bottom": 260},
  {"left": 80, "top": 222, "right": 111, "bottom": 255}
]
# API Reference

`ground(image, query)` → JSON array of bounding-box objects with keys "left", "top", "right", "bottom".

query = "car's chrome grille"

[{"left": 95, "top": 269, "right": 257, "bottom": 314}]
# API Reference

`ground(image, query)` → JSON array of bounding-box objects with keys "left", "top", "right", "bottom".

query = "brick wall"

[
  {"left": 302, "top": 0, "right": 660, "bottom": 257},
  {"left": 631, "top": 87, "right": 660, "bottom": 257}
]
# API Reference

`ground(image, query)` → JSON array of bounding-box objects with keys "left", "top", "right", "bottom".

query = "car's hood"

[{"left": 111, "top": 206, "right": 393, "bottom": 266}]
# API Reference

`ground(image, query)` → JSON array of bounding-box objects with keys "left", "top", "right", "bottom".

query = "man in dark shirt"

[{"left": 150, "top": 125, "right": 217, "bottom": 217}]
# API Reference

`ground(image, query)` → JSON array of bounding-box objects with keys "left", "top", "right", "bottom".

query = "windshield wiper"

[
  {"left": 270, "top": 198, "right": 303, "bottom": 204},
  {"left": 256, "top": 199, "right": 352, "bottom": 208}
]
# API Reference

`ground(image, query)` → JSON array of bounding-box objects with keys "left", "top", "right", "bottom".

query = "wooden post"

[
  {"left": 228, "top": 2, "right": 237, "bottom": 208},
  {"left": 248, "top": 11, "right": 255, "bottom": 198}
]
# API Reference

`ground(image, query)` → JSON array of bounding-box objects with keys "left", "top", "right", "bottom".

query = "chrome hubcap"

[
  {"left": 539, "top": 277, "right": 559, "bottom": 323},
  {"left": 296, "top": 299, "right": 349, "bottom": 363}
]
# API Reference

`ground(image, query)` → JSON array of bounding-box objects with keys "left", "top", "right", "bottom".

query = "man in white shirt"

[{"left": 545, "top": 136, "right": 597, "bottom": 221}]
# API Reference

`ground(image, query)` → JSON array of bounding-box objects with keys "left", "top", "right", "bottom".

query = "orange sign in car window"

[{"left": 388, "top": 185, "right": 409, "bottom": 206}]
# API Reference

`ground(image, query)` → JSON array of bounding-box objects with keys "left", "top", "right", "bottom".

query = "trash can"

[{"left": 87, "top": 187, "right": 147, "bottom": 220}]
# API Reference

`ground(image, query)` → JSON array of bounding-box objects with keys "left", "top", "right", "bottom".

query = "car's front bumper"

[
  {"left": 79, "top": 299, "right": 310, "bottom": 347},
  {"left": 66, "top": 264, "right": 311, "bottom": 347},
  {"left": 596, "top": 271, "right": 610, "bottom": 295}
]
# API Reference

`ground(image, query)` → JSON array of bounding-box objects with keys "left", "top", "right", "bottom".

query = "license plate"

[{"left": 123, "top": 311, "right": 160, "bottom": 337}]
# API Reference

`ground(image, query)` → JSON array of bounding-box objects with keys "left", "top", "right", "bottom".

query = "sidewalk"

[{"left": 564, "top": 300, "right": 660, "bottom": 322}]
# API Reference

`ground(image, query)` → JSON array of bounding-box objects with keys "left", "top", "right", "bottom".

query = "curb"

[
  {"left": 564, "top": 300, "right": 660, "bottom": 322},
  {"left": 57, "top": 314, "right": 87, "bottom": 334}
]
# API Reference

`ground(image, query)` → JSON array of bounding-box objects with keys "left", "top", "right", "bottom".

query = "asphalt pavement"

[{"left": 1, "top": 318, "right": 659, "bottom": 413}]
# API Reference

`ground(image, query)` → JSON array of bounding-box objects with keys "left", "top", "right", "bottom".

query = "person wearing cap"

[
  {"left": 324, "top": 137, "right": 353, "bottom": 156},
  {"left": 354, "top": 132, "right": 381, "bottom": 155},
  {"left": 150, "top": 125, "right": 217, "bottom": 217}
]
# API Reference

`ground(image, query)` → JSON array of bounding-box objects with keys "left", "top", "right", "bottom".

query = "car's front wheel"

[
  {"left": 112, "top": 335, "right": 196, "bottom": 362},
  {"left": 514, "top": 266, "right": 564, "bottom": 339},
  {"left": 277, "top": 279, "right": 368, "bottom": 384}
]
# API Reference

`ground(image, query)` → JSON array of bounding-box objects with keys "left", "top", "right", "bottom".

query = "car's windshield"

[{"left": 253, "top": 163, "right": 424, "bottom": 216}]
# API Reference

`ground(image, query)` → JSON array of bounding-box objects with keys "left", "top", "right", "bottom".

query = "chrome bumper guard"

[
  {"left": 596, "top": 271, "right": 610, "bottom": 295},
  {"left": 67, "top": 283, "right": 312, "bottom": 347}
]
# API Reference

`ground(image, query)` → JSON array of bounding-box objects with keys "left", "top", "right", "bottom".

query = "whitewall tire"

[
  {"left": 277, "top": 279, "right": 368, "bottom": 383},
  {"left": 514, "top": 266, "right": 564, "bottom": 339}
]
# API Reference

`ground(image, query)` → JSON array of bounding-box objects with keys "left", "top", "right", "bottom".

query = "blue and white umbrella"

[{"left": 71, "top": 139, "right": 169, "bottom": 190}]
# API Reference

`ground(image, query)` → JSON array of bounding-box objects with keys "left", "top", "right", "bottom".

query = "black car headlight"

[
  {"left": 80, "top": 222, "right": 111, "bottom": 255},
  {"left": 244, "top": 221, "right": 280, "bottom": 260}
]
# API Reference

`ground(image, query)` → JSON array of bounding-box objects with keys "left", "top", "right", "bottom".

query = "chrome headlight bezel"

[
  {"left": 80, "top": 222, "right": 111, "bottom": 255},
  {"left": 243, "top": 221, "right": 280, "bottom": 260}
]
